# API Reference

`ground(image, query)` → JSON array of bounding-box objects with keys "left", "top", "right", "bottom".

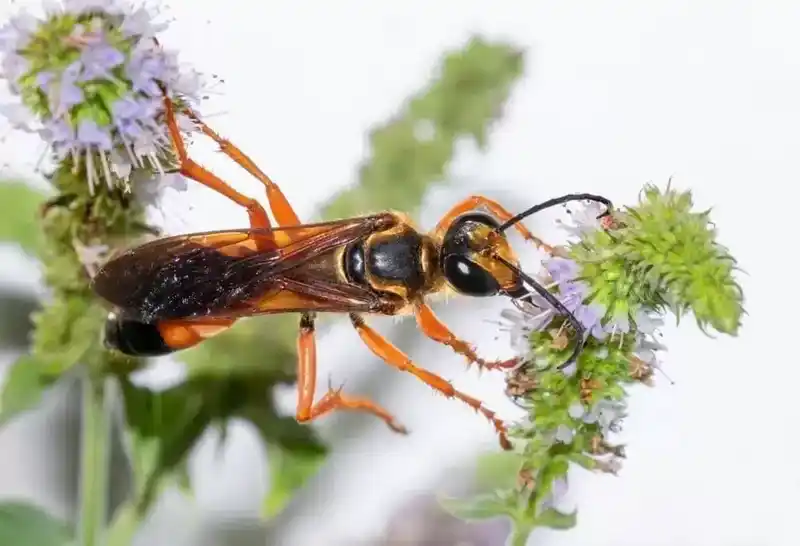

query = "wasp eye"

[{"left": 443, "top": 255, "right": 500, "bottom": 297}]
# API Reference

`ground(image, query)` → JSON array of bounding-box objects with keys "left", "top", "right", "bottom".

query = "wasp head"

[{"left": 439, "top": 212, "right": 524, "bottom": 297}]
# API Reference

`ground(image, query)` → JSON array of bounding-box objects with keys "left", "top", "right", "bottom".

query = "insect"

[{"left": 92, "top": 94, "right": 612, "bottom": 450}]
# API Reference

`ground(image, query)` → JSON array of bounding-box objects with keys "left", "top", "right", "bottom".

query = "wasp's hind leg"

[
  {"left": 349, "top": 313, "right": 511, "bottom": 450},
  {"left": 295, "top": 313, "right": 407, "bottom": 434},
  {"left": 180, "top": 108, "right": 301, "bottom": 228},
  {"left": 162, "top": 97, "right": 276, "bottom": 252},
  {"left": 414, "top": 302, "right": 518, "bottom": 372}
]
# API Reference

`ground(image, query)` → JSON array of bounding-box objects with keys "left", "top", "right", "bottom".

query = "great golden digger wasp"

[{"left": 91, "top": 93, "right": 612, "bottom": 450}]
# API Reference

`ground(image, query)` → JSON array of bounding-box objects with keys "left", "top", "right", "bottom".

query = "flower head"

[{"left": 1, "top": 0, "right": 203, "bottom": 193}]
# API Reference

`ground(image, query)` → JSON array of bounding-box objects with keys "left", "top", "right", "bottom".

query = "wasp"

[{"left": 91, "top": 95, "right": 612, "bottom": 450}]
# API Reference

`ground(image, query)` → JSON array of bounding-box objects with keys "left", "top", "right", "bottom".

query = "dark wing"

[{"left": 92, "top": 214, "right": 394, "bottom": 322}]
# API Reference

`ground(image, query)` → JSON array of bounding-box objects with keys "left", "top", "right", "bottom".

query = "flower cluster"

[
  {"left": 1, "top": 0, "right": 202, "bottom": 193},
  {"left": 445, "top": 185, "right": 744, "bottom": 543}
]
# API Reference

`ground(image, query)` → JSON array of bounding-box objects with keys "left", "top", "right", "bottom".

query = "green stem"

[
  {"left": 508, "top": 523, "right": 533, "bottom": 546},
  {"left": 78, "top": 372, "right": 113, "bottom": 546}
]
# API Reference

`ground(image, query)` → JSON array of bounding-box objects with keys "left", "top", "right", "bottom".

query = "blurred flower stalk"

[
  {"left": 0, "top": 1, "right": 525, "bottom": 544},
  {"left": 444, "top": 185, "right": 745, "bottom": 545},
  {"left": 0, "top": 1, "right": 203, "bottom": 545}
]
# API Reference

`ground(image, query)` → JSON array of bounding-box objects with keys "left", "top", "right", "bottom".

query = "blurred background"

[{"left": 1, "top": 1, "right": 798, "bottom": 545}]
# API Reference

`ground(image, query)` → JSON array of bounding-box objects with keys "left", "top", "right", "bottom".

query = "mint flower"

[
  {"left": 0, "top": 0, "right": 202, "bottom": 193},
  {"left": 443, "top": 184, "right": 744, "bottom": 545}
]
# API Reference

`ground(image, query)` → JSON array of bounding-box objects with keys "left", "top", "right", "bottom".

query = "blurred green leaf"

[
  {"left": 180, "top": 315, "right": 297, "bottom": 378},
  {"left": 121, "top": 379, "right": 210, "bottom": 515},
  {"left": 0, "top": 355, "right": 55, "bottom": 426},
  {"left": 537, "top": 507, "right": 578, "bottom": 530},
  {"left": 30, "top": 297, "right": 107, "bottom": 378},
  {"left": 474, "top": 451, "right": 523, "bottom": 491},
  {"left": 439, "top": 492, "right": 519, "bottom": 522},
  {"left": 121, "top": 367, "right": 324, "bottom": 516},
  {"left": 0, "top": 501, "right": 71, "bottom": 546},
  {"left": 321, "top": 36, "right": 524, "bottom": 220},
  {"left": 0, "top": 182, "right": 46, "bottom": 255},
  {"left": 261, "top": 442, "right": 327, "bottom": 519},
  {"left": 0, "top": 290, "right": 38, "bottom": 350}
]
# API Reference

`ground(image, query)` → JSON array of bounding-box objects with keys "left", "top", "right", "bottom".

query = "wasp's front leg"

[
  {"left": 414, "top": 302, "right": 518, "bottom": 371},
  {"left": 350, "top": 313, "right": 511, "bottom": 450}
]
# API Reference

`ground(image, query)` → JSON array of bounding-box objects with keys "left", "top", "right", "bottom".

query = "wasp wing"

[{"left": 92, "top": 214, "right": 393, "bottom": 322}]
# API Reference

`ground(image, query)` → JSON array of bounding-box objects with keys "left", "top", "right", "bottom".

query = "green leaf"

[
  {"left": 0, "top": 501, "right": 71, "bottom": 546},
  {"left": 180, "top": 315, "right": 297, "bottom": 379},
  {"left": 121, "top": 379, "right": 210, "bottom": 515},
  {"left": 261, "top": 442, "right": 327, "bottom": 519},
  {"left": 439, "top": 492, "right": 518, "bottom": 522},
  {"left": 537, "top": 507, "right": 578, "bottom": 530},
  {"left": 0, "top": 181, "right": 46, "bottom": 256},
  {"left": 30, "top": 297, "right": 107, "bottom": 377},
  {"left": 474, "top": 451, "right": 523, "bottom": 491},
  {"left": 0, "top": 355, "right": 54, "bottom": 426}
]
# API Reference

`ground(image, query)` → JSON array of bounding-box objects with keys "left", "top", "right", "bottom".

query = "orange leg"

[
  {"left": 295, "top": 313, "right": 407, "bottom": 433},
  {"left": 435, "top": 195, "right": 553, "bottom": 253},
  {"left": 163, "top": 96, "right": 273, "bottom": 236},
  {"left": 414, "top": 302, "right": 519, "bottom": 372},
  {"left": 181, "top": 107, "right": 301, "bottom": 228},
  {"left": 349, "top": 313, "right": 511, "bottom": 450}
]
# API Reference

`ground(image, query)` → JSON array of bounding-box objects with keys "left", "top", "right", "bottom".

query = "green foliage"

[
  {"left": 445, "top": 184, "right": 745, "bottom": 543},
  {"left": 0, "top": 355, "right": 53, "bottom": 426},
  {"left": 321, "top": 37, "right": 524, "bottom": 219},
  {"left": 0, "top": 182, "right": 46, "bottom": 255},
  {"left": 572, "top": 184, "right": 744, "bottom": 334},
  {"left": 0, "top": 502, "right": 72, "bottom": 546}
]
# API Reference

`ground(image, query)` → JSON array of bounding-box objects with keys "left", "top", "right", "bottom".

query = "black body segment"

[
  {"left": 104, "top": 314, "right": 174, "bottom": 357},
  {"left": 366, "top": 231, "right": 426, "bottom": 291}
]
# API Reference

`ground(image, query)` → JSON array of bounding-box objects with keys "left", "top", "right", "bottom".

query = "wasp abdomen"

[{"left": 104, "top": 313, "right": 175, "bottom": 357}]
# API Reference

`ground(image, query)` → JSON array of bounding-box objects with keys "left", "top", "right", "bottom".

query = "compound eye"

[{"left": 443, "top": 255, "right": 500, "bottom": 297}]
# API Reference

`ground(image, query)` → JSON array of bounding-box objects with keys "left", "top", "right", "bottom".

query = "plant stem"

[
  {"left": 507, "top": 520, "right": 533, "bottom": 546},
  {"left": 78, "top": 372, "right": 113, "bottom": 546}
]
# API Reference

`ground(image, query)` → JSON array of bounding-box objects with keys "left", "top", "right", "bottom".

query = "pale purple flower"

[
  {"left": 539, "top": 476, "right": 570, "bottom": 511},
  {"left": 78, "top": 43, "right": 125, "bottom": 81},
  {"left": 52, "top": 62, "right": 85, "bottom": 116},
  {"left": 63, "top": 0, "right": 126, "bottom": 14},
  {"left": 568, "top": 401, "right": 586, "bottom": 420},
  {"left": 1, "top": 53, "right": 29, "bottom": 89},
  {"left": 555, "top": 424, "right": 574, "bottom": 444},
  {"left": 120, "top": 7, "right": 169, "bottom": 39},
  {"left": 556, "top": 199, "right": 608, "bottom": 236},
  {"left": 1, "top": 0, "right": 202, "bottom": 194},
  {"left": 582, "top": 400, "right": 626, "bottom": 436},
  {"left": 0, "top": 13, "right": 36, "bottom": 53},
  {"left": 77, "top": 119, "right": 113, "bottom": 150}
]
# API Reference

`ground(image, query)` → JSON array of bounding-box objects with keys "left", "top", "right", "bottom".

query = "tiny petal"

[
  {"left": 79, "top": 43, "right": 125, "bottom": 80},
  {"left": 568, "top": 401, "right": 585, "bottom": 419},
  {"left": 545, "top": 257, "right": 579, "bottom": 284},
  {"left": 555, "top": 425, "right": 574, "bottom": 444},
  {"left": 0, "top": 103, "right": 37, "bottom": 132},
  {"left": 77, "top": 119, "right": 112, "bottom": 149}
]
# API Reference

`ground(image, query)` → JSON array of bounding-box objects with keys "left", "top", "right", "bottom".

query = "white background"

[{"left": 0, "top": 1, "right": 797, "bottom": 545}]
